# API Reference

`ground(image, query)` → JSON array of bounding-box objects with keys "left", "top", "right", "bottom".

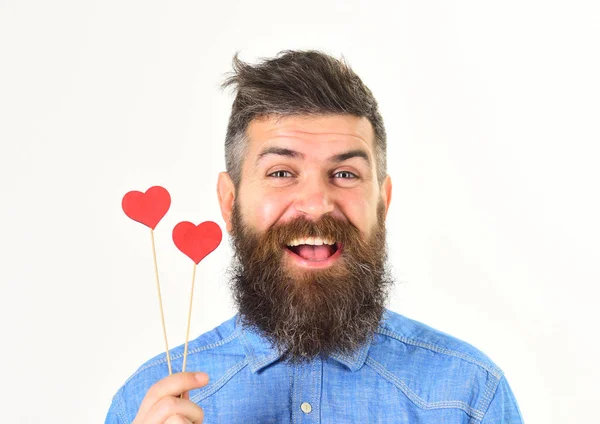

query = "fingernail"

[{"left": 195, "top": 372, "right": 208, "bottom": 383}]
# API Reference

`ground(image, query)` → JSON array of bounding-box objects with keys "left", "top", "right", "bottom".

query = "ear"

[
  {"left": 217, "top": 172, "right": 236, "bottom": 233},
  {"left": 380, "top": 175, "right": 392, "bottom": 219}
]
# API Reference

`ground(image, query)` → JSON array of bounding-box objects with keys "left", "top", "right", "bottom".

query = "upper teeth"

[{"left": 287, "top": 237, "right": 335, "bottom": 247}]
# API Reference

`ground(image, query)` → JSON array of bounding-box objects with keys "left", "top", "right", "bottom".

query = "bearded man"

[{"left": 106, "top": 50, "right": 523, "bottom": 424}]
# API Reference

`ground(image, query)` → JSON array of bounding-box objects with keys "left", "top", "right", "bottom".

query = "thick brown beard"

[{"left": 227, "top": 201, "right": 394, "bottom": 364}]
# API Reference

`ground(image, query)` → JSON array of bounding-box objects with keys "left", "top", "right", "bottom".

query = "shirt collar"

[{"left": 236, "top": 315, "right": 373, "bottom": 373}]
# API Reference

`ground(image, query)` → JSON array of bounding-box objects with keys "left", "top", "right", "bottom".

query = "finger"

[
  {"left": 165, "top": 415, "right": 193, "bottom": 424},
  {"left": 144, "top": 396, "right": 204, "bottom": 424},
  {"left": 136, "top": 372, "right": 208, "bottom": 419}
]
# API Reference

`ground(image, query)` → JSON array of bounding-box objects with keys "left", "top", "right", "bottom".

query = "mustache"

[{"left": 234, "top": 213, "right": 366, "bottom": 260}]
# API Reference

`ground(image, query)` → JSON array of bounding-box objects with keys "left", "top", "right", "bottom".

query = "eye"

[
  {"left": 333, "top": 171, "right": 358, "bottom": 179},
  {"left": 268, "top": 170, "right": 293, "bottom": 178}
]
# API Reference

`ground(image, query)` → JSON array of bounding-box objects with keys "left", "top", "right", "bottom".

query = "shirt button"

[{"left": 300, "top": 402, "right": 312, "bottom": 414}]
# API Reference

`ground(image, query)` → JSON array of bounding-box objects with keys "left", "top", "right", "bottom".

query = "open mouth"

[{"left": 285, "top": 237, "right": 341, "bottom": 262}]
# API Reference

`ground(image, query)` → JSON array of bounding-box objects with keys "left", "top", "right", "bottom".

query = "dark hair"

[{"left": 221, "top": 50, "right": 387, "bottom": 189}]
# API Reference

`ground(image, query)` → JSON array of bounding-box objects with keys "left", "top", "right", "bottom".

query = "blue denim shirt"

[{"left": 105, "top": 309, "right": 523, "bottom": 423}]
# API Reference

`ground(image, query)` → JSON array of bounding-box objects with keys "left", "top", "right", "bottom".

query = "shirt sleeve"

[
  {"left": 481, "top": 375, "right": 524, "bottom": 423},
  {"left": 104, "top": 390, "right": 127, "bottom": 424}
]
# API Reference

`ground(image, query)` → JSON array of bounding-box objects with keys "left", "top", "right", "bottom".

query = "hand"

[{"left": 132, "top": 372, "right": 209, "bottom": 424}]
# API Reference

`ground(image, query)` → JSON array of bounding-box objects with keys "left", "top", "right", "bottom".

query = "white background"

[{"left": 1, "top": 1, "right": 598, "bottom": 422}]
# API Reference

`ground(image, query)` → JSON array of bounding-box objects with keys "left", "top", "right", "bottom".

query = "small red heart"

[
  {"left": 173, "top": 221, "right": 222, "bottom": 264},
  {"left": 122, "top": 186, "right": 171, "bottom": 230}
]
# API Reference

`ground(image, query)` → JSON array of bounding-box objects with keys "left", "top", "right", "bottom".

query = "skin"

[
  {"left": 134, "top": 114, "right": 392, "bottom": 423},
  {"left": 218, "top": 114, "right": 392, "bottom": 254},
  {"left": 132, "top": 372, "right": 208, "bottom": 424}
]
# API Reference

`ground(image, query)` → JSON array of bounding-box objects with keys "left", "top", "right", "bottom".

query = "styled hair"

[{"left": 221, "top": 50, "right": 387, "bottom": 189}]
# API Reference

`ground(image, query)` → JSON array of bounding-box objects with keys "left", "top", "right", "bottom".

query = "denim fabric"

[{"left": 105, "top": 309, "right": 523, "bottom": 423}]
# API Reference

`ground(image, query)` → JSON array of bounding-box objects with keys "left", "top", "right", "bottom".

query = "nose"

[{"left": 293, "top": 175, "right": 335, "bottom": 219}]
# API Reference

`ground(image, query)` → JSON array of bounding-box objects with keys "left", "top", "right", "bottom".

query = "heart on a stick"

[
  {"left": 173, "top": 221, "right": 222, "bottom": 264},
  {"left": 122, "top": 186, "right": 171, "bottom": 230}
]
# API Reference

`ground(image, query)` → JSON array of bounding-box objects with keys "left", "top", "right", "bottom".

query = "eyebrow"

[{"left": 256, "top": 147, "right": 371, "bottom": 167}]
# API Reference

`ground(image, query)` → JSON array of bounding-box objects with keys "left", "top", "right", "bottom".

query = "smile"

[{"left": 284, "top": 238, "right": 343, "bottom": 268}]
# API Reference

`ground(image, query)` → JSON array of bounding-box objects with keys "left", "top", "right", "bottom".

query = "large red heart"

[
  {"left": 172, "top": 221, "right": 222, "bottom": 264},
  {"left": 122, "top": 186, "right": 171, "bottom": 230}
]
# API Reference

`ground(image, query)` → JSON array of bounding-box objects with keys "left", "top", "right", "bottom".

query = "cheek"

[
  {"left": 341, "top": 195, "right": 377, "bottom": 234},
  {"left": 246, "top": 193, "right": 288, "bottom": 231}
]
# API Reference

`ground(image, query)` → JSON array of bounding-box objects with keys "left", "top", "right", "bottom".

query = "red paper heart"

[
  {"left": 173, "top": 221, "right": 222, "bottom": 264},
  {"left": 122, "top": 186, "right": 171, "bottom": 230}
]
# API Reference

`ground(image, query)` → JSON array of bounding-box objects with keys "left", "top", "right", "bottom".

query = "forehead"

[{"left": 245, "top": 114, "right": 376, "bottom": 157}]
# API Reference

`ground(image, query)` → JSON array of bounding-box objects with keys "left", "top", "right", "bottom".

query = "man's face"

[
  {"left": 217, "top": 114, "right": 393, "bottom": 362},
  {"left": 235, "top": 114, "right": 386, "bottom": 248}
]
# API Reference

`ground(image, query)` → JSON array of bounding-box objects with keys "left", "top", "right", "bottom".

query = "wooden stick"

[
  {"left": 151, "top": 228, "right": 172, "bottom": 375},
  {"left": 179, "top": 263, "right": 197, "bottom": 400},
  {"left": 181, "top": 263, "right": 197, "bottom": 373}
]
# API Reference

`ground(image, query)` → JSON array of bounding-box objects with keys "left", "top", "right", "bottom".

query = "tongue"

[{"left": 296, "top": 244, "right": 334, "bottom": 261}]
